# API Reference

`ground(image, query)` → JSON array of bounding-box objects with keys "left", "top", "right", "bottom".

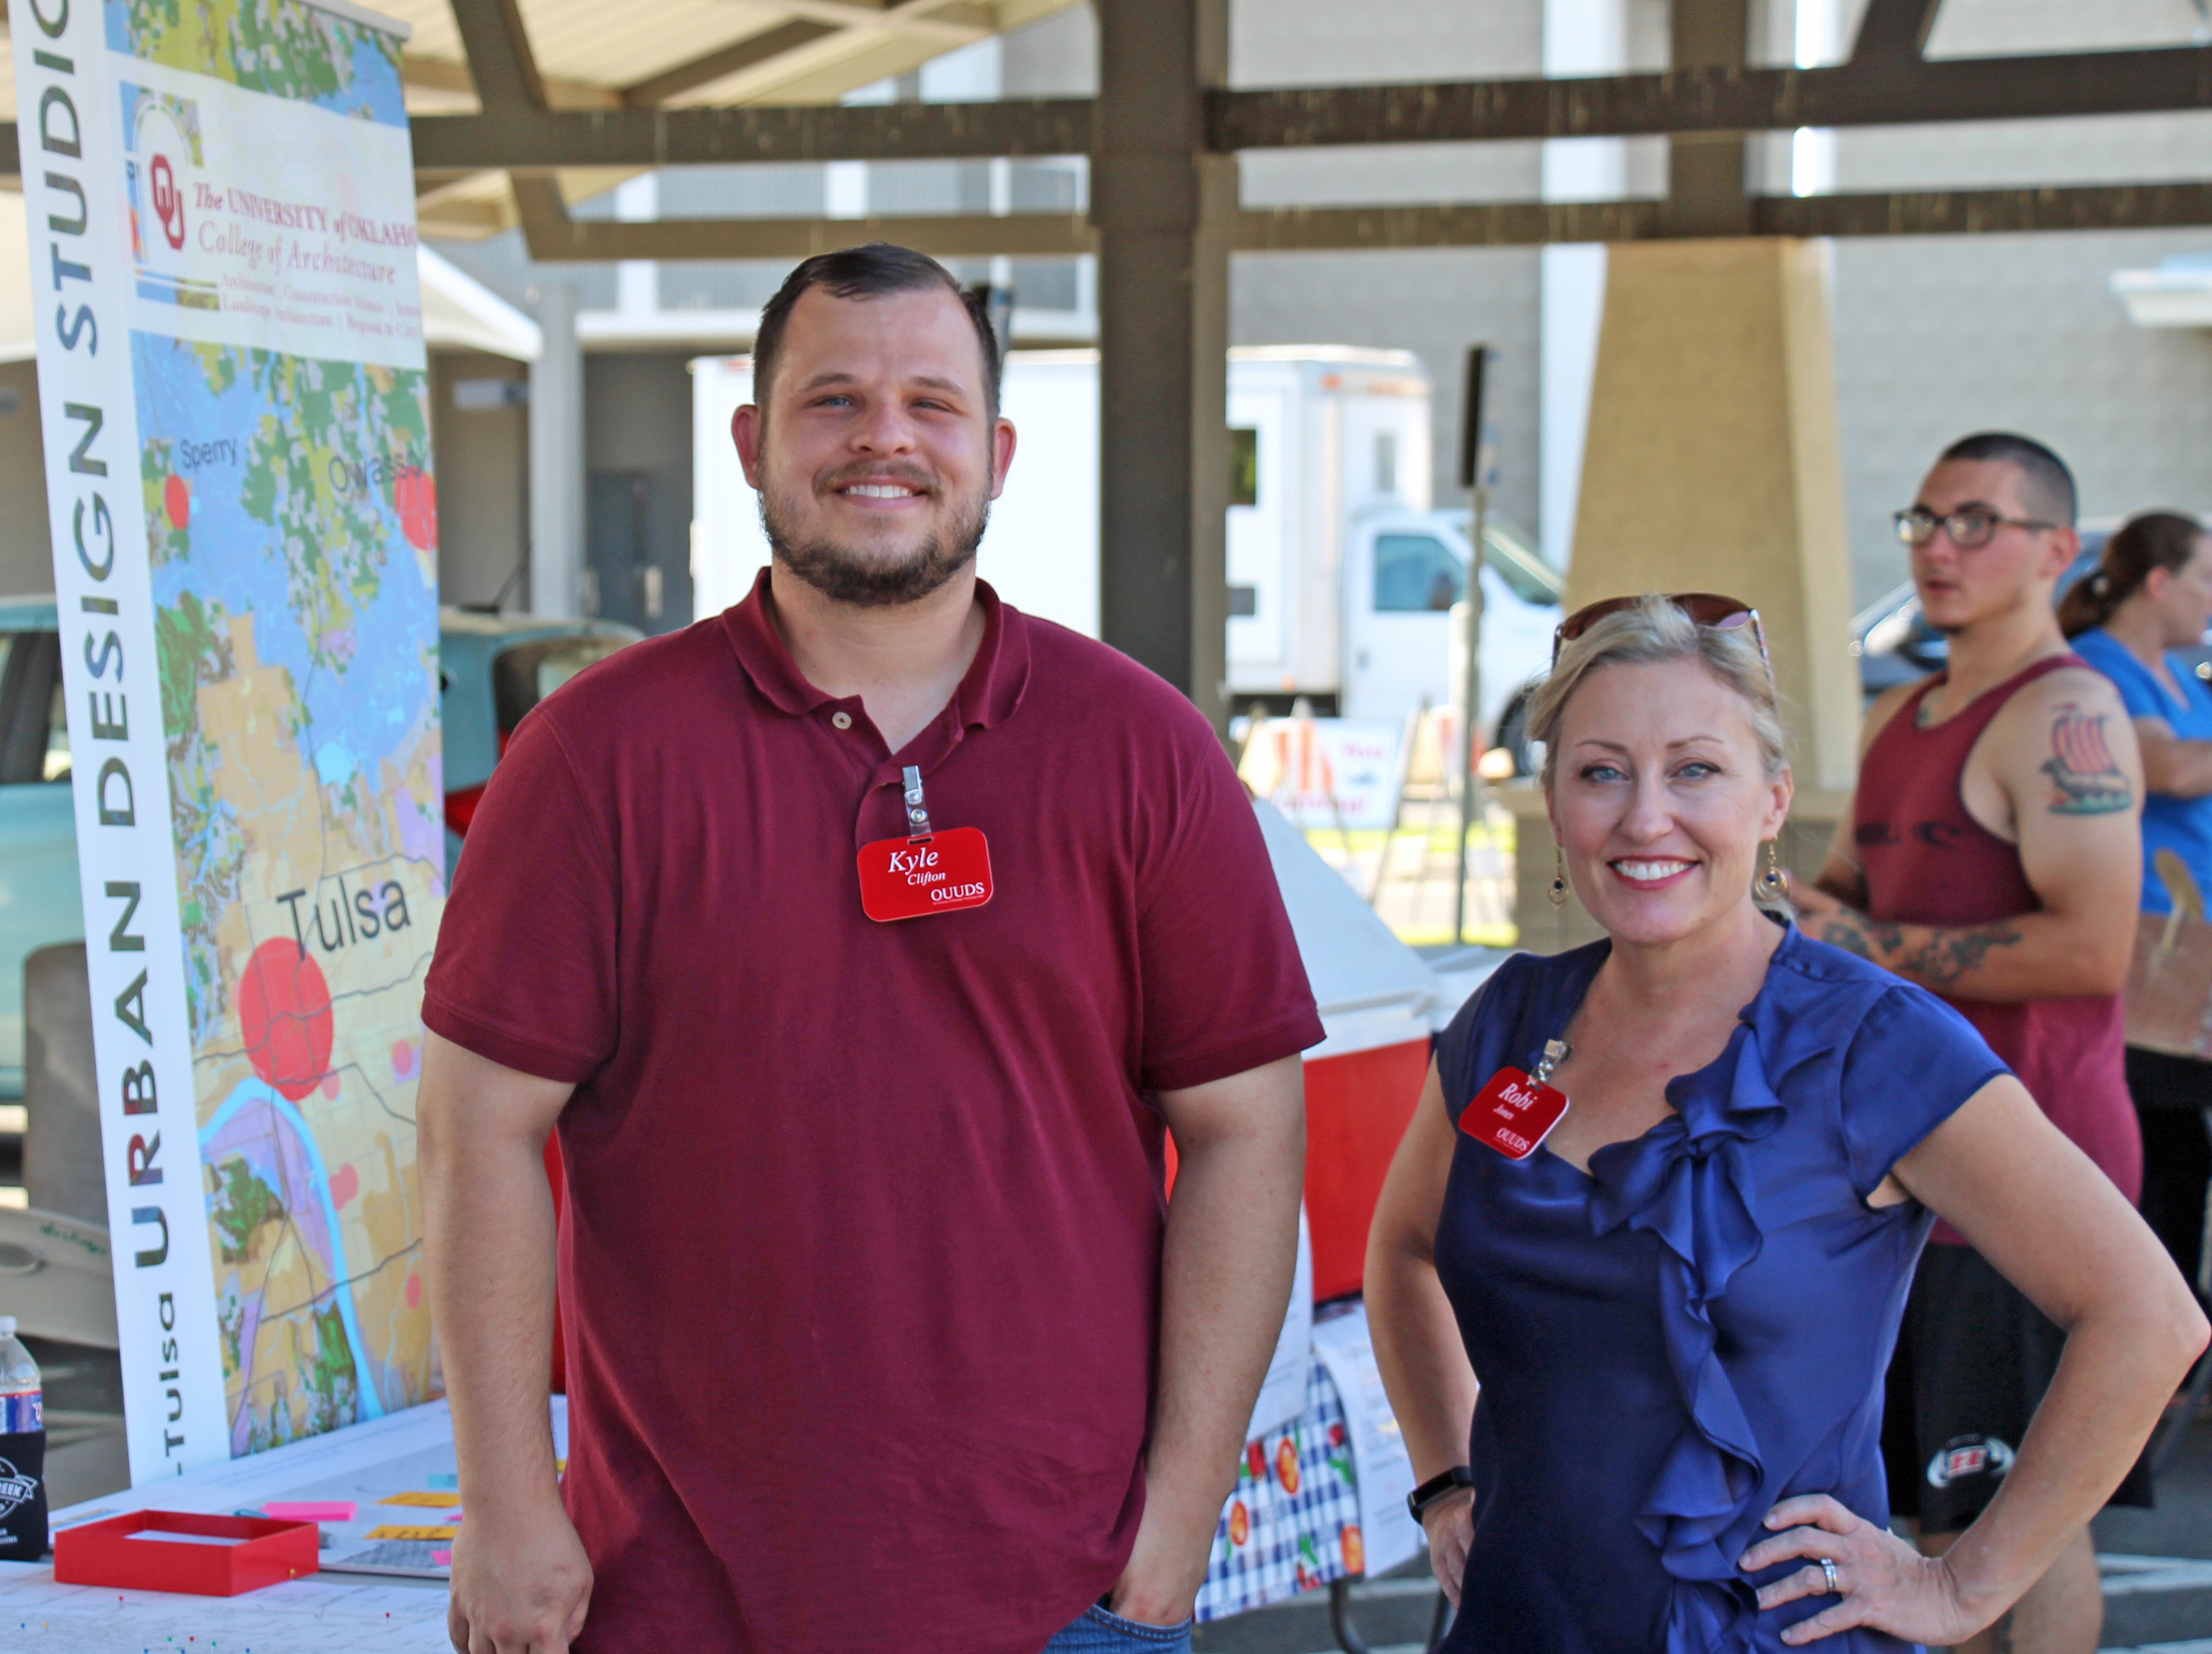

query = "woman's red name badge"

[
  {"left": 857, "top": 826, "right": 994, "bottom": 922},
  {"left": 1459, "top": 1040, "right": 1572, "bottom": 1160}
]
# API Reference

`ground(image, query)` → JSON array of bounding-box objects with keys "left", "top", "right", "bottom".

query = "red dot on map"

[
  {"left": 163, "top": 474, "right": 189, "bottom": 531},
  {"left": 330, "top": 1164, "right": 359, "bottom": 1209},
  {"left": 405, "top": 1272, "right": 422, "bottom": 1310},
  {"left": 237, "top": 939, "right": 334, "bottom": 1103},
  {"left": 395, "top": 471, "right": 437, "bottom": 551}
]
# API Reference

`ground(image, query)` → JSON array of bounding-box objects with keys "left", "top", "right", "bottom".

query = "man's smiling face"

[{"left": 735, "top": 282, "right": 1014, "bottom": 608}]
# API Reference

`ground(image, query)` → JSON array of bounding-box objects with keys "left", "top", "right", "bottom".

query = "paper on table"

[
  {"left": 1309, "top": 1305, "right": 1423, "bottom": 1578},
  {"left": 380, "top": 1492, "right": 462, "bottom": 1508},
  {"left": 1244, "top": 1205, "right": 1314, "bottom": 1443},
  {"left": 124, "top": 1531, "right": 252, "bottom": 1546},
  {"left": 267, "top": 1500, "right": 359, "bottom": 1522}
]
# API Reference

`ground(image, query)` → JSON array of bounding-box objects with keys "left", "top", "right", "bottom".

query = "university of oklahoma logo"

[
  {"left": 150, "top": 153, "right": 186, "bottom": 249},
  {"left": 0, "top": 1457, "right": 35, "bottom": 1520}
]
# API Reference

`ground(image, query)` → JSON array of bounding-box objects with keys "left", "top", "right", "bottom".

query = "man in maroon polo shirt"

[{"left": 418, "top": 243, "right": 1319, "bottom": 1654}]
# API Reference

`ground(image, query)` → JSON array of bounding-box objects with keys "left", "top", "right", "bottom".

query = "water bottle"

[{"left": 0, "top": 1316, "right": 45, "bottom": 1562}]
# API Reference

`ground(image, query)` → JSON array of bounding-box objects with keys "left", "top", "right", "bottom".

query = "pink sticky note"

[
  {"left": 265, "top": 1500, "right": 356, "bottom": 1523},
  {"left": 433, "top": 1549, "right": 453, "bottom": 1567}
]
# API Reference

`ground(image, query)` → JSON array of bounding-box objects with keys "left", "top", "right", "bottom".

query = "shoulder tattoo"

[{"left": 2040, "top": 702, "right": 2133, "bottom": 816}]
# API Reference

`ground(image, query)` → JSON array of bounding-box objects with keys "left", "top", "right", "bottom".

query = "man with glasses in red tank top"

[{"left": 1793, "top": 433, "right": 2146, "bottom": 1654}]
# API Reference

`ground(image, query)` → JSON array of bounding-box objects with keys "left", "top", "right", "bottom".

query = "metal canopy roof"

[
  {"left": 0, "top": 0, "right": 1081, "bottom": 237},
  {"left": 4, "top": 0, "right": 2212, "bottom": 250}
]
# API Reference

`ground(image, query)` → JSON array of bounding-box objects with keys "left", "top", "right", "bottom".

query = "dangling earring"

[
  {"left": 1759, "top": 840, "right": 1787, "bottom": 898},
  {"left": 1550, "top": 847, "right": 1569, "bottom": 908}
]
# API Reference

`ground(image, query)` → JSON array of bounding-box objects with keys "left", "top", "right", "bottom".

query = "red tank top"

[{"left": 1856, "top": 657, "right": 2140, "bottom": 1239}]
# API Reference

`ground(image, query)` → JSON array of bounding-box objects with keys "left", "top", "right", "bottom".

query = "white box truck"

[{"left": 690, "top": 347, "right": 1560, "bottom": 734}]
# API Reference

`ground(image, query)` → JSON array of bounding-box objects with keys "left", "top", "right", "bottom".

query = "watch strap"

[{"left": 1405, "top": 1465, "right": 1477, "bottom": 1522}]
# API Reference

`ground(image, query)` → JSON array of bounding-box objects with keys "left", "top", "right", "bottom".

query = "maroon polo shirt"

[{"left": 422, "top": 570, "right": 1321, "bottom": 1654}]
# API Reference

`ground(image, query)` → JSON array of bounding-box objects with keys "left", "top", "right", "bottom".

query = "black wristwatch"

[{"left": 1406, "top": 1466, "right": 1477, "bottom": 1523}]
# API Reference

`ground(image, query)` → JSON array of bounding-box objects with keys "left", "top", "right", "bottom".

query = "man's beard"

[{"left": 759, "top": 467, "right": 990, "bottom": 610}]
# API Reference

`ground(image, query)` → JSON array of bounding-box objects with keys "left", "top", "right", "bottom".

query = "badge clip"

[{"left": 902, "top": 765, "right": 933, "bottom": 841}]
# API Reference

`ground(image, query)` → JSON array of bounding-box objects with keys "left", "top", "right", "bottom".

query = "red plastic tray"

[{"left": 53, "top": 1510, "right": 320, "bottom": 1596}]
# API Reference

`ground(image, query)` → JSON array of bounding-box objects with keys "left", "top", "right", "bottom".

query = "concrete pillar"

[
  {"left": 1566, "top": 237, "right": 1859, "bottom": 794},
  {"left": 1093, "top": 0, "right": 1234, "bottom": 729},
  {"left": 528, "top": 282, "right": 586, "bottom": 617}
]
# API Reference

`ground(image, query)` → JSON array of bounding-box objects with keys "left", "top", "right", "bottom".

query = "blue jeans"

[{"left": 1041, "top": 1600, "right": 1195, "bottom": 1651}]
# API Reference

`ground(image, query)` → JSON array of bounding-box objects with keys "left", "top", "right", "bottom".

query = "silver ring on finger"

[{"left": 1819, "top": 1558, "right": 1841, "bottom": 1595}]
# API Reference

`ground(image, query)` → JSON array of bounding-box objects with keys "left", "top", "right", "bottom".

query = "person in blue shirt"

[
  {"left": 2064, "top": 511, "right": 2212, "bottom": 1316},
  {"left": 1366, "top": 592, "right": 2204, "bottom": 1652}
]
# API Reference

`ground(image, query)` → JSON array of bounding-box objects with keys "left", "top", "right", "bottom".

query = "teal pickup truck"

[{"left": 0, "top": 596, "right": 637, "bottom": 1098}]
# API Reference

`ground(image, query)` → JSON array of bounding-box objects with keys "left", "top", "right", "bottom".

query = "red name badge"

[
  {"left": 857, "top": 826, "right": 994, "bottom": 922},
  {"left": 1460, "top": 1067, "right": 1571, "bottom": 1161}
]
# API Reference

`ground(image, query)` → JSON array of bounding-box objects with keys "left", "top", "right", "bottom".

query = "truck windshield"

[{"left": 1374, "top": 534, "right": 1466, "bottom": 612}]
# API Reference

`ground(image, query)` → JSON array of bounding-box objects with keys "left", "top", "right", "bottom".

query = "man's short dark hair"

[
  {"left": 1937, "top": 431, "right": 2078, "bottom": 527},
  {"left": 753, "top": 243, "right": 1002, "bottom": 419}
]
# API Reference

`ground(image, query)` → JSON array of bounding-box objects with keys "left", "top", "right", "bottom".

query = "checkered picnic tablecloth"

[{"left": 1195, "top": 1361, "right": 1367, "bottom": 1623}]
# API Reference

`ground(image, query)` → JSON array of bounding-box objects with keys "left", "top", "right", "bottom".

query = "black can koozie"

[{"left": 0, "top": 1410, "right": 48, "bottom": 1562}]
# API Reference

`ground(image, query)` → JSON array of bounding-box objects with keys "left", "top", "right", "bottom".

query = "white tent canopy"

[{"left": 0, "top": 194, "right": 539, "bottom": 364}]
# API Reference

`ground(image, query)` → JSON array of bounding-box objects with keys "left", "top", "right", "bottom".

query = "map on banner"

[
  {"left": 109, "top": 0, "right": 443, "bottom": 1456},
  {"left": 139, "top": 334, "right": 444, "bottom": 1454}
]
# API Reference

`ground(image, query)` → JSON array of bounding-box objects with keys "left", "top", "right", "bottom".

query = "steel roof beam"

[
  {"left": 502, "top": 179, "right": 2212, "bottom": 261},
  {"left": 1208, "top": 49, "right": 2212, "bottom": 149},
  {"left": 445, "top": 0, "right": 548, "bottom": 113},
  {"left": 6, "top": 45, "right": 2211, "bottom": 178},
  {"left": 406, "top": 98, "right": 1098, "bottom": 169},
  {"left": 1241, "top": 183, "right": 2212, "bottom": 247},
  {"left": 1851, "top": 0, "right": 1946, "bottom": 64}
]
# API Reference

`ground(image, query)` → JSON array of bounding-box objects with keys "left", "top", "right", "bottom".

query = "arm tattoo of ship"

[{"left": 2042, "top": 702, "right": 2133, "bottom": 815}]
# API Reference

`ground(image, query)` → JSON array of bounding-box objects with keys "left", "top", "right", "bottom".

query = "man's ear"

[
  {"left": 733, "top": 404, "right": 763, "bottom": 489},
  {"left": 989, "top": 417, "right": 1017, "bottom": 501},
  {"left": 2046, "top": 525, "right": 2081, "bottom": 582}
]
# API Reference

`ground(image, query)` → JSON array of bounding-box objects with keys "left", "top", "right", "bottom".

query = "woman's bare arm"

[{"left": 1746, "top": 1075, "right": 2207, "bottom": 1646}]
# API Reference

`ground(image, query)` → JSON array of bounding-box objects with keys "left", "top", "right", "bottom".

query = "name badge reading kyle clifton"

[
  {"left": 1459, "top": 1039, "right": 1571, "bottom": 1161},
  {"left": 857, "top": 765, "right": 994, "bottom": 922}
]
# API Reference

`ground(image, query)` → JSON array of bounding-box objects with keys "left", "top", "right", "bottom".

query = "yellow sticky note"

[
  {"left": 366, "top": 1525, "right": 454, "bottom": 1542},
  {"left": 379, "top": 1492, "right": 462, "bottom": 1508}
]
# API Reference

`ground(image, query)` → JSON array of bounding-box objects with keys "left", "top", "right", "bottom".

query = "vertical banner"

[{"left": 11, "top": 0, "right": 444, "bottom": 1483}]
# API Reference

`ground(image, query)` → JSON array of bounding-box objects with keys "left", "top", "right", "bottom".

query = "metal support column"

[
  {"left": 1668, "top": 0, "right": 1752, "bottom": 237},
  {"left": 528, "top": 282, "right": 586, "bottom": 617},
  {"left": 1093, "top": 0, "right": 1236, "bottom": 729}
]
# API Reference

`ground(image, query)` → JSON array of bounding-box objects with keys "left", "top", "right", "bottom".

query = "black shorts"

[{"left": 1882, "top": 1241, "right": 2155, "bottom": 1534}]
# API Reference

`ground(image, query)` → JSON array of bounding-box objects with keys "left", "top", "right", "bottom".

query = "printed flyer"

[{"left": 11, "top": 0, "right": 444, "bottom": 1483}]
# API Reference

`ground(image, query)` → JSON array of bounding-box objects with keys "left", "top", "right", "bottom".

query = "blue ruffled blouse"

[{"left": 1432, "top": 923, "right": 2007, "bottom": 1654}]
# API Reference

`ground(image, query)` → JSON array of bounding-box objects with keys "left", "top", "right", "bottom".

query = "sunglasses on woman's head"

[{"left": 1551, "top": 592, "right": 1774, "bottom": 688}]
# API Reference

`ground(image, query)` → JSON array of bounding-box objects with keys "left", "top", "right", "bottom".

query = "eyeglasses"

[
  {"left": 1552, "top": 592, "right": 1773, "bottom": 685},
  {"left": 1892, "top": 506, "right": 2057, "bottom": 548}
]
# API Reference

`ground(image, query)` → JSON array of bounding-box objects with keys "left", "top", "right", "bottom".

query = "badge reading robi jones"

[
  {"left": 1460, "top": 1039, "right": 1572, "bottom": 1160},
  {"left": 857, "top": 827, "right": 995, "bottom": 922}
]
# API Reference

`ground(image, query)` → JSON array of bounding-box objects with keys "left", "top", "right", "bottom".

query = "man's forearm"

[
  {"left": 422, "top": 1119, "right": 565, "bottom": 1517},
  {"left": 1804, "top": 907, "right": 2125, "bottom": 1001},
  {"left": 1144, "top": 1125, "right": 1304, "bottom": 1546},
  {"left": 2142, "top": 736, "right": 2212, "bottom": 800}
]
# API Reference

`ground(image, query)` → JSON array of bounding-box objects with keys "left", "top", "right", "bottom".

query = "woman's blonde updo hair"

[{"left": 1526, "top": 593, "right": 1789, "bottom": 786}]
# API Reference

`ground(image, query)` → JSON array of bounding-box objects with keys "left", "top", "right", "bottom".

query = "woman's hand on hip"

[
  {"left": 1740, "top": 1495, "right": 1980, "bottom": 1647},
  {"left": 1422, "top": 1489, "right": 1475, "bottom": 1609}
]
